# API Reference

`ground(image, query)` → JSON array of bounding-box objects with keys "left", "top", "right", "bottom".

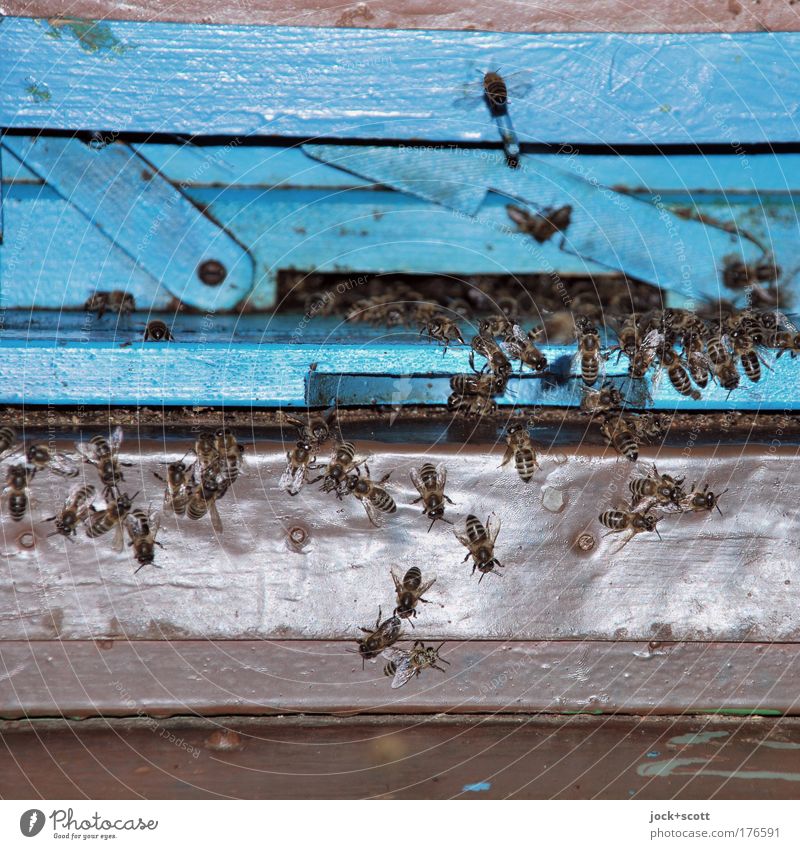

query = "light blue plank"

[
  {"left": 2, "top": 18, "right": 799, "bottom": 144},
  {"left": 3, "top": 136, "right": 255, "bottom": 311}
]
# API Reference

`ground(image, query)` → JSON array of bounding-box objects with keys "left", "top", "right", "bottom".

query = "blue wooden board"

[{"left": 2, "top": 18, "right": 800, "bottom": 145}]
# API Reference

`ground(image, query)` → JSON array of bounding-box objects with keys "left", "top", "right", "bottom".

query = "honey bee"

[
  {"left": 599, "top": 505, "right": 661, "bottom": 549},
  {"left": 84, "top": 290, "right": 135, "bottom": 318},
  {"left": 282, "top": 406, "right": 337, "bottom": 448},
  {"left": 280, "top": 440, "right": 317, "bottom": 496},
  {"left": 419, "top": 313, "right": 465, "bottom": 354},
  {"left": 681, "top": 331, "right": 712, "bottom": 389},
  {"left": 731, "top": 330, "right": 769, "bottom": 383},
  {"left": 628, "top": 328, "right": 661, "bottom": 379},
  {"left": 483, "top": 70, "right": 509, "bottom": 115},
  {"left": 713, "top": 360, "right": 741, "bottom": 392},
  {"left": 186, "top": 467, "right": 224, "bottom": 533},
  {"left": 656, "top": 346, "right": 701, "bottom": 400},
  {"left": 479, "top": 315, "right": 515, "bottom": 339},
  {"left": 410, "top": 462, "right": 454, "bottom": 530},
  {"left": 85, "top": 490, "right": 136, "bottom": 552},
  {"left": 575, "top": 316, "right": 603, "bottom": 386},
  {"left": 346, "top": 466, "right": 396, "bottom": 527},
  {"left": 382, "top": 642, "right": 450, "bottom": 688},
  {"left": 500, "top": 423, "right": 539, "bottom": 482},
  {"left": 354, "top": 608, "right": 403, "bottom": 667},
  {"left": 506, "top": 203, "right": 572, "bottom": 243},
  {"left": 455, "top": 513, "right": 503, "bottom": 581},
  {"left": 771, "top": 330, "right": 800, "bottom": 359},
  {"left": 3, "top": 463, "right": 33, "bottom": 521},
  {"left": 391, "top": 567, "right": 437, "bottom": 623},
  {"left": 312, "top": 441, "right": 364, "bottom": 496},
  {"left": 450, "top": 373, "right": 508, "bottom": 397},
  {"left": 469, "top": 330, "right": 512, "bottom": 380},
  {"left": 607, "top": 314, "right": 640, "bottom": 364},
  {"left": 25, "top": 443, "right": 80, "bottom": 478},
  {"left": 447, "top": 392, "right": 498, "bottom": 417},
  {"left": 143, "top": 319, "right": 173, "bottom": 341},
  {"left": 600, "top": 415, "right": 639, "bottom": 462},
  {"left": 153, "top": 459, "right": 193, "bottom": 516},
  {"left": 680, "top": 482, "right": 728, "bottom": 514},
  {"left": 214, "top": 428, "right": 245, "bottom": 488},
  {"left": 45, "top": 483, "right": 96, "bottom": 538},
  {"left": 193, "top": 430, "right": 219, "bottom": 471},
  {"left": 628, "top": 465, "right": 686, "bottom": 508},
  {"left": 76, "top": 426, "right": 128, "bottom": 496},
  {"left": 0, "top": 426, "right": 18, "bottom": 460},
  {"left": 503, "top": 324, "right": 548, "bottom": 372},
  {"left": 125, "top": 507, "right": 163, "bottom": 572},
  {"left": 580, "top": 383, "right": 623, "bottom": 416}
]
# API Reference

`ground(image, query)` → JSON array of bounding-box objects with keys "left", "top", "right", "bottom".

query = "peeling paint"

[
  {"left": 39, "top": 18, "right": 133, "bottom": 57},
  {"left": 639, "top": 758, "right": 800, "bottom": 782},
  {"left": 669, "top": 731, "right": 729, "bottom": 746},
  {"left": 24, "top": 78, "right": 51, "bottom": 103},
  {"left": 463, "top": 781, "right": 491, "bottom": 792}
]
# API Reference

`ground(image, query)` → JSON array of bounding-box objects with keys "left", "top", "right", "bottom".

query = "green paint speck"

[
  {"left": 660, "top": 104, "right": 672, "bottom": 113},
  {"left": 25, "top": 78, "right": 52, "bottom": 103},
  {"left": 39, "top": 18, "right": 134, "bottom": 57}
]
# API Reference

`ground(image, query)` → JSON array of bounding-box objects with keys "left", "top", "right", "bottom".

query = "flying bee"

[
  {"left": 575, "top": 316, "right": 603, "bottom": 386},
  {"left": 656, "top": 346, "right": 701, "bottom": 400},
  {"left": 504, "top": 324, "right": 548, "bottom": 372},
  {"left": 76, "top": 426, "right": 128, "bottom": 496},
  {"left": 311, "top": 441, "right": 364, "bottom": 496},
  {"left": 346, "top": 466, "right": 396, "bottom": 527},
  {"left": 153, "top": 459, "right": 193, "bottom": 516},
  {"left": 280, "top": 440, "right": 317, "bottom": 496},
  {"left": 45, "top": 483, "right": 96, "bottom": 538},
  {"left": 84, "top": 290, "right": 135, "bottom": 318},
  {"left": 353, "top": 607, "right": 403, "bottom": 667},
  {"left": 599, "top": 505, "right": 662, "bottom": 550},
  {"left": 410, "top": 462, "right": 454, "bottom": 530},
  {"left": 125, "top": 507, "right": 163, "bottom": 573},
  {"left": 506, "top": 203, "right": 572, "bottom": 243},
  {"left": 580, "top": 383, "right": 623, "bottom": 416},
  {"left": 85, "top": 490, "right": 136, "bottom": 553},
  {"left": 455, "top": 513, "right": 503, "bottom": 581},
  {"left": 450, "top": 372, "right": 508, "bottom": 397},
  {"left": 681, "top": 482, "right": 728, "bottom": 514},
  {"left": 500, "top": 423, "right": 539, "bottom": 482},
  {"left": 282, "top": 406, "right": 337, "bottom": 449},
  {"left": 381, "top": 642, "right": 450, "bottom": 689},
  {"left": 469, "top": 330, "right": 512, "bottom": 380},
  {"left": 25, "top": 443, "right": 80, "bottom": 478},
  {"left": 143, "top": 319, "right": 173, "bottom": 341},
  {"left": 391, "top": 567, "right": 437, "bottom": 624},
  {"left": 628, "top": 465, "right": 686, "bottom": 508},
  {"left": 600, "top": 415, "right": 639, "bottom": 462},
  {"left": 3, "top": 463, "right": 33, "bottom": 521},
  {"left": 186, "top": 466, "right": 224, "bottom": 533},
  {"left": 419, "top": 313, "right": 465, "bottom": 354},
  {"left": 214, "top": 428, "right": 245, "bottom": 488}
]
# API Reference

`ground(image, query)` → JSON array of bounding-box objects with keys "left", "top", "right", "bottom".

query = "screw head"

[
  {"left": 575, "top": 533, "right": 595, "bottom": 552},
  {"left": 198, "top": 259, "right": 227, "bottom": 286}
]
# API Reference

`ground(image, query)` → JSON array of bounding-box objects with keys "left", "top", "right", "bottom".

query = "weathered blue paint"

[
  {"left": 2, "top": 136, "right": 255, "bottom": 310},
  {"left": 462, "top": 781, "right": 492, "bottom": 792},
  {"left": 2, "top": 19, "right": 800, "bottom": 145}
]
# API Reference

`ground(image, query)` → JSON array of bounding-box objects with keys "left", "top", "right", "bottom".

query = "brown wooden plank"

[
  {"left": 2, "top": 714, "right": 800, "bottom": 799},
  {"left": 4, "top": 2, "right": 798, "bottom": 33},
  {"left": 2, "top": 640, "right": 799, "bottom": 718},
  {"left": 1, "top": 440, "right": 798, "bottom": 643}
]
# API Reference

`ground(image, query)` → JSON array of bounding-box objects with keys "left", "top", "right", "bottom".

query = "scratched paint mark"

[
  {"left": 670, "top": 731, "right": 729, "bottom": 746},
  {"left": 639, "top": 759, "right": 800, "bottom": 782},
  {"left": 758, "top": 740, "right": 800, "bottom": 750},
  {"left": 646, "top": 751, "right": 660, "bottom": 758},
  {"left": 39, "top": 18, "right": 133, "bottom": 56},
  {"left": 463, "top": 782, "right": 491, "bottom": 792},
  {"left": 24, "top": 79, "right": 51, "bottom": 103}
]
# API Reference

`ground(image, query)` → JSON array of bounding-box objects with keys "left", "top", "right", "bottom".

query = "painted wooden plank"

[
  {"left": 2, "top": 440, "right": 798, "bottom": 643},
  {"left": 3, "top": 714, "right": 800, "bottom": 800},
  {"left": 3, "top": 19, "right": 800, "bottom": 145},
  {"left": 3, "top": 136, "right": 255, "bottom": 310},
  {"left": 3, "top": 640, "right": 800, "bottom": 718}
]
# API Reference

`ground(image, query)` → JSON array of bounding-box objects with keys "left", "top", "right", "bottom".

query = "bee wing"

[
  {"left": 279, "top": 462, "right": 301, "bottom": 494},
  {"left": 48, "top": 451, "right": 80, "bottom": 478},
  {"left": 362, "top": 497, "right": 386, "bottom": 528},
  {"left": 435, "top": 462, "right": 447, "bottom": 490},
  {"left": 453, "top": 527, "right": 472, "bottom": 547},
  {"left": 409, "top": 466, "right": 426, "bottom": 496},
  {"left": 381, "top": 647, "right": 408, "bottom": 664},
  {"left": 75, "top": 440, "right": 97, "bottom": 462},
  {"left": 112, "top": 520, "right": 125, "bottom": 553},
  {"left": 110, "top": 426, "right": 124, "bottom": 452},
  {"left": 390, "top": 655, "right": 417, "bottom": 689},
  {"left": 486, "top": 512, "right": 502, "bottom": 542},
  {"left": 417, "top": 578, "right": 437, "bottom": 596},
  {"left": 208, "top": 499, "right": 224, "bottom": 534}
]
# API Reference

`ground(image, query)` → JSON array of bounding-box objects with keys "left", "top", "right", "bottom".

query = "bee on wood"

[
  {"left": 214, "top": 428, "right": 245, "bottom": 489},
  {"left": 0, "top": 426, "right": 18, "bottom": 461},
  {"left": 730, "top": 330, "right": 770, "bottom": 383},
  {"left": 280, "top": 440, "right": 317, "bottom": 496},
  {"left": 419, "top": 313, "right": 465, "bottom": 354},
  {"left": 713, "top": 360, "right": 741, "bottom": 392},
  {"left": 469, "top": 330, "right": 512, "bottom": 381},
  {"left": 25, "top": 443, "right": 80, "bottom": 479},
  {"left": 607, "top": 314, "right": 640, "bottom": 364},
  {"left": 628, "top": 328, "right": 661, "bottom": 380},
  {"left": 479, "top": 314, "right": 515, "bottom": 339},
  {"left": 447, "top": 392, "right": 498, "bottom": 417},
  {"left": 483, "top": 70, "right": 509, "bottom": 115},
  {"left": 770, "top": 330, "right": 800, "bottom": 359},
  {"left": 599, "top": 505, "right": 662, "bottom": 549},
  {"left": 681, "top": 331, "right": 712, "bottom": 389},
  {"left": 186, "top": 466, "right": 224, "bottom": 533},
  {"left": 84, "top": 290, "right": 135, "bottom": 318},
  {"left": 346, "top": 466, "right": 396, "bottom": 527},
  {"left": 45, "top": 483, "right": 96, "bottom": 538},
  {"left": 153, "top": 459, "right": 193, "bottom": 516},
  {"left": 681, "top": 482, "right": 728, "bottom": 514},
  {"left": 450, "top": 372, "right": 508, "bottom": 397},
  {"left": 76, "top": 426, "right": 129, "bottom": 497},
  {"left": 353, "top": 607, "right": 403, "bottom": 667},
  {"left": 126, "top": 507, "right": 163, "bottom": 573},
  {"left": 312, "top": 441, "right": 364, "bottom": 496},
  {"left": 500, "top": 423, "right": 539, "bottom": 482},
  {"left": 143, "top": 319, "right": 173, "bottom": 341},
  {"left": 282, "top": 406, "right": 337, "bottom": 449},
  {"left": 410, "top": 462, "right": 454, "bottom": 530},
  {"left": 3, "top": 463, "right": 33, "bottom": 522},
  {"left": 503, "top": 324, "right": 548, "bottom": 372},
  {"left": 600, "top": 415, "right": 639, "bottom": 462},
  {"left": 391, "top": 567, "right": 437, "bottom": 624},
  {"left": 628, "top": 465, "right": 686, "bottom": 508},
  {"left": 382, "top": 642, "right": 449, "bottom": 689},
  {"left": 455, "top": 513, "right": 503, "bottom": 581},
  {"left": 656, "top": 346, "right": 701, "bottom": 400},
  {"left": 193, "top": 430, "right": 219, "bottom": 472},
  {"left": 506, "top": 203, "right": 572, "bottom": 243},
  {"left": 85, "top": 490, "right": 136, "bottom": 552},
  {"left": 575, "top": 316, "right": 603, "bottom": 386},
  {"left": 580, "top": 383, "right": 623, "bottom": 416}
]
